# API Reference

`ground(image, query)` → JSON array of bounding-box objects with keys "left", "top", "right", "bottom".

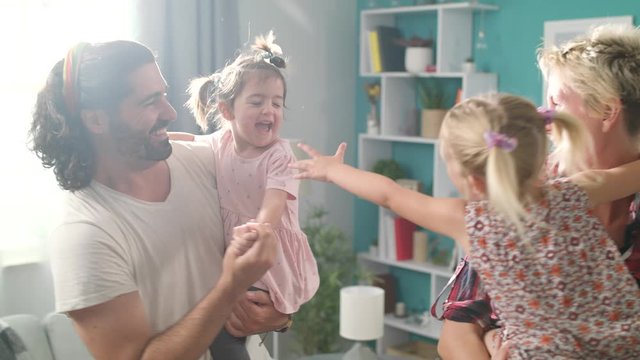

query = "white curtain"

[
  {"left": 0, "top": 0, "right": 238, "bottom": 267},
  {"left": 133, "top": 0, "right": 240, "bottom": 133},
  {"left": 0, "top": 0, "right": 134, "bottom": 267}
]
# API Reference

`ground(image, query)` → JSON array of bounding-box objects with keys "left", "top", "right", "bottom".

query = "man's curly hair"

[{"left": 29, "top": 40, "right": 156, "bottom": 191}]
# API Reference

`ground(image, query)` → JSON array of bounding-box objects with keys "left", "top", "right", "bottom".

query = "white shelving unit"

[{"left": 357, "top": 2, "right": 498, "bottom": 356}]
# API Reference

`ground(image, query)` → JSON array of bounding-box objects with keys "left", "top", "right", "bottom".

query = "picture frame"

[{"left": 541, "top": 15, "right": 633, "bottom": 103}]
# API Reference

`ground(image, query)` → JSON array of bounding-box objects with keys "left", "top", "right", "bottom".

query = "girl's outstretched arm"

[
  {"left": 291, "top": 142, "right": 469, "bottom": 250},
  {"left": 168, "top": 132, "right": 196, "bottom": 141},
  {"left": 570, "top": 158, "right": 640, "bottom": 207}
]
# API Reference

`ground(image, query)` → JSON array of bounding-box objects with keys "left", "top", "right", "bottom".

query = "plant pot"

[
  {"left": 369, "top": 245, "right": 379, "bottom": 257},
  {"left": 366, "top": 103, "right": 380, "bottom": 135},
  {"left": 421, "top": 109, "right": 447, "bottom": 139},
  {"left": 404, "top": 47, "right": 433, "bottom": 74},
  {"left": 462, "top": 61, "right": 475, "bottom": 73}
]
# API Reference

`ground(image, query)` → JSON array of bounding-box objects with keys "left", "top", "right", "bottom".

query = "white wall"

[{"left": 237, "top": 0, "right": 358, "bottom": 238}]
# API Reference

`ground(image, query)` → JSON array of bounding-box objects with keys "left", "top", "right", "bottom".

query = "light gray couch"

[{"left": 2, "top": 313, "right": 92, "bottom": 360}]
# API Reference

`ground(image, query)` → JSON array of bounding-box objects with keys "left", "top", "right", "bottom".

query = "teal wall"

[
  {"left": 476, "top": 0, "right": 639, "bottom": 105},
  {"left": 353, "top": 0, "right": 639, "bottom": 313}
]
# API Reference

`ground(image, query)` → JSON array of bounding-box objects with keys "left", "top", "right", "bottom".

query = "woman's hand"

[{"left": 289, "top": 142, "right": 347, "bottom": 182}]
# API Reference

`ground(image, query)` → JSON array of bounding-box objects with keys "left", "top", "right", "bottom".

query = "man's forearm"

[{"left": 141, "top": 277, "right": 242, "bottom": 360}]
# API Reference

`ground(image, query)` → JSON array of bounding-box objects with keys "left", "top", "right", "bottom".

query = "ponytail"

[
  {"left": 485, "top": 144, "right": 527, "bottom": 234},
  {"left": 186, "top": 75, "right": 219, "bottom": 133}
]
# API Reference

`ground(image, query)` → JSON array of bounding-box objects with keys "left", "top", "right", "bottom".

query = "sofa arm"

[
  {"left": 43, "top": 313, "right": 93, "bottom": 360},
  {"left": 2, "top": 314, "right": 55, "bottom": 360}
]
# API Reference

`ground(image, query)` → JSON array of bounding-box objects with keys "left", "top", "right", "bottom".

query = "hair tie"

[
  {"left": 537, "top": 107, "right": 555, "bottom": 125},
  {"left": 62, "top": 42, "right": 89, "bottom": 116},
  {"left": 260, "top": 50, "right": 286, "bottom": 69},
  {"left": 484, "top": 131, "right": 518, "bottom": 152}
]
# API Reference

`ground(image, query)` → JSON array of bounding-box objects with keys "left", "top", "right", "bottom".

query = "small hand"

[
  {"left": 289, "top": 142, "right": 347, "bottom": 182},
  {"left": 491, "top": 339, "right": 511, "bottom": 360},
  {"left": 227, "top": 222, "right": 259, "bottom": 256},
  {"left": 221, "top": 222, "right": 276, "bottom": 293}
]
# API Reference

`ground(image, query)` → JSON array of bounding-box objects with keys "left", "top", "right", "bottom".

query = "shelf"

[
  {"left": 362, "top": 2, "right": 499, "bottom": 16},
  {"left": 360, "top": 133, "right": 438, "bottom": 145},
  {"left": 358, "top": 253, "right": 454, "bottom": 277},
  {"left": 361, "top": 71, "right": 471, "bottom": 78},
  {"left": 384, "top": 313, "right": 443, "bottom": 340}
]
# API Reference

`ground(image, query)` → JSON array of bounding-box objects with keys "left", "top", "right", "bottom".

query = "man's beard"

[{"left": 111, "top": 119, "right": 173, "bottom": 161}]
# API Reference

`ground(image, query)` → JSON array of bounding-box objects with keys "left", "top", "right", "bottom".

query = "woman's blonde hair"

[
  {"left": 439, "top": 94, "right": 591, "bottom": 232},
  {"left": 186, "top": 31, "right": 287, "bottom": 133},
  {"left": 537, "top": 24, "right": 640, "bottom": 139}
]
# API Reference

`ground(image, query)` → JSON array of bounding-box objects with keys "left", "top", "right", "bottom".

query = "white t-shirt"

[{"left": 49, "top": 141, "right": 269, "bottom": 360}]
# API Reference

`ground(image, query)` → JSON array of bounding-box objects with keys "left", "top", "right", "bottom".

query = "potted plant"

[
  {"left": 364, "top": 82, "right": 381, "bottom": 135},
  {"left": 417, "top": 79, "right": 449, "bottom": 139},
  {"left": 372, "top": 159, "right": 406, "bottom": 180},
  {"left": 292, "top": 207, "right": 370, "bottom": 356},
  {"left": 395, "top": 35, "right": 434, "bottom": 73}
]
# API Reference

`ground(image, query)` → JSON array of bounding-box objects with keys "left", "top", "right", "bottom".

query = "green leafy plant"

[
  {"left": 293, "top": 207, "right": 370, "bottom": 355},
  {"left": 417, "top": 79, "right": 448, "bottom": 109},
  {"left": 372, "top": 159, "right": 406, "bottom": 180}
]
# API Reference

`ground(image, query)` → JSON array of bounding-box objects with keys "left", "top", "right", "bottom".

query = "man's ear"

[
  {"left": 218, "top": 102, "right": 234, "bottom": 120},
  {"left": 80, "top": 110, "right": 109, "bottom": 134},
  {"left": 601, "top": 98, "right": 623, "bottom": 133}
]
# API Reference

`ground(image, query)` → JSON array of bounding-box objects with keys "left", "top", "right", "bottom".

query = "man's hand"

[
  {"left": 289, "top": 142, "right": 347, "bottom": 182},
  {"left": 225, "top": 290, "right": 289, "bottom": 337},
  {"left": 221, "top": 222, "right": 277, "bottom": 293}
]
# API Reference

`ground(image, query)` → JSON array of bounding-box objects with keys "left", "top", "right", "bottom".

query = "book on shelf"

[
  {"left": 379, "top": 210, "right": 420, "bottom": 262},
  {"left": 383, "top": 210, "right": 396, "bottom": 260},
  {"left": 372, "top": 273, "right": 397, "bottom": 314},
  {"left": 377, "top": 25, "right": 405, "bottom": 72},
  {"left": 394, "top": 217, "right": 416, "bottom": 260},
  {"left": 368, "top": 25, "right": 405, "bottom": 72},
  {"left": 368, "top": 30, "right": 382, "bottom": 73}
]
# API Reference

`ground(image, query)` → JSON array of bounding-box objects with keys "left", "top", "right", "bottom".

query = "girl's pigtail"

[
  {"left": 186, "top": 75, "right": 218, "bottom": 133},
  {"left": 548, "top": 111, "right": 592, "bottom": 175},
  {"left": 485, "top": 139, "right": 527, "bottom": 235}
]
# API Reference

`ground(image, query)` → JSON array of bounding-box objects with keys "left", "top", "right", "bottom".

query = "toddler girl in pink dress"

[{"left": 173, "top": 31, "right": 318, "bottom": 359}]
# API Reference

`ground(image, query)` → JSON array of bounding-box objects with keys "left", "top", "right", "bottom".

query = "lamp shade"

[{"left": 340, "top": 285, "right": 384, "bottom": 341}]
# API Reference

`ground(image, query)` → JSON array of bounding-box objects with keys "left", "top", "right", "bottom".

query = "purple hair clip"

[
  {"left": 483, "top": 131, "right": 518, "bottom": 152},
  {"left": 537, "top": 107, "right": 555, "bottom": 125}
]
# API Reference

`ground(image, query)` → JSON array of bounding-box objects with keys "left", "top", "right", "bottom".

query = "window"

[{"left": 0, "top": 0, "right": 133, "bottom": 266}]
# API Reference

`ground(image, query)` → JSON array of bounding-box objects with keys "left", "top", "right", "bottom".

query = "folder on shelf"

[
  {"left": 376, "top": 25, "right": 405, "bottom": 72},
  {"left": 394, "top": 217, "right": 416, "bottom": 261},
  {"left": 385, "top": 213, "right": 396, "bottom": 260},
  {"left": 368, "top": 30, "right": 383, "bottom": 73},
  {"left": 378, "top": 208, "right": 387, "bottom": 259}
]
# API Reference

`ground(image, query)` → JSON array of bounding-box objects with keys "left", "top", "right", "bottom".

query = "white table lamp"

[{"left": 340, "top": 285, "right": 384, "bottom": 360}]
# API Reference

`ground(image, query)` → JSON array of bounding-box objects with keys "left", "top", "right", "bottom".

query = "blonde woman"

[
  {"left": 291, "top": 93, "right": 640, "bottom": 359},
  {"left": 437, "top": 24, "right": 640, "bottom": 359}
]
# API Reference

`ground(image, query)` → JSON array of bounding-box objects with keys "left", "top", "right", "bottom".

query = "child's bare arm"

[
  {"left": 290, "top": 142, "right": 470, "bottom": 251},
  {"left": 256, "top": 189, "right": 288, "bottom": 226},
  {"left": 168, "top": 132, "right": 196, "bottom": 141},
  {"left": 570, "top": 158, "right": 640, "bottom": 206}
]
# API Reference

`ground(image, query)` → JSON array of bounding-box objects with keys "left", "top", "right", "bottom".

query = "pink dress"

[
  {"left": 465, "top": 179, "right": 640, "bottom": 359},
  {"left": 202, "top": 129, "right": 319, "bottom": 314}
]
